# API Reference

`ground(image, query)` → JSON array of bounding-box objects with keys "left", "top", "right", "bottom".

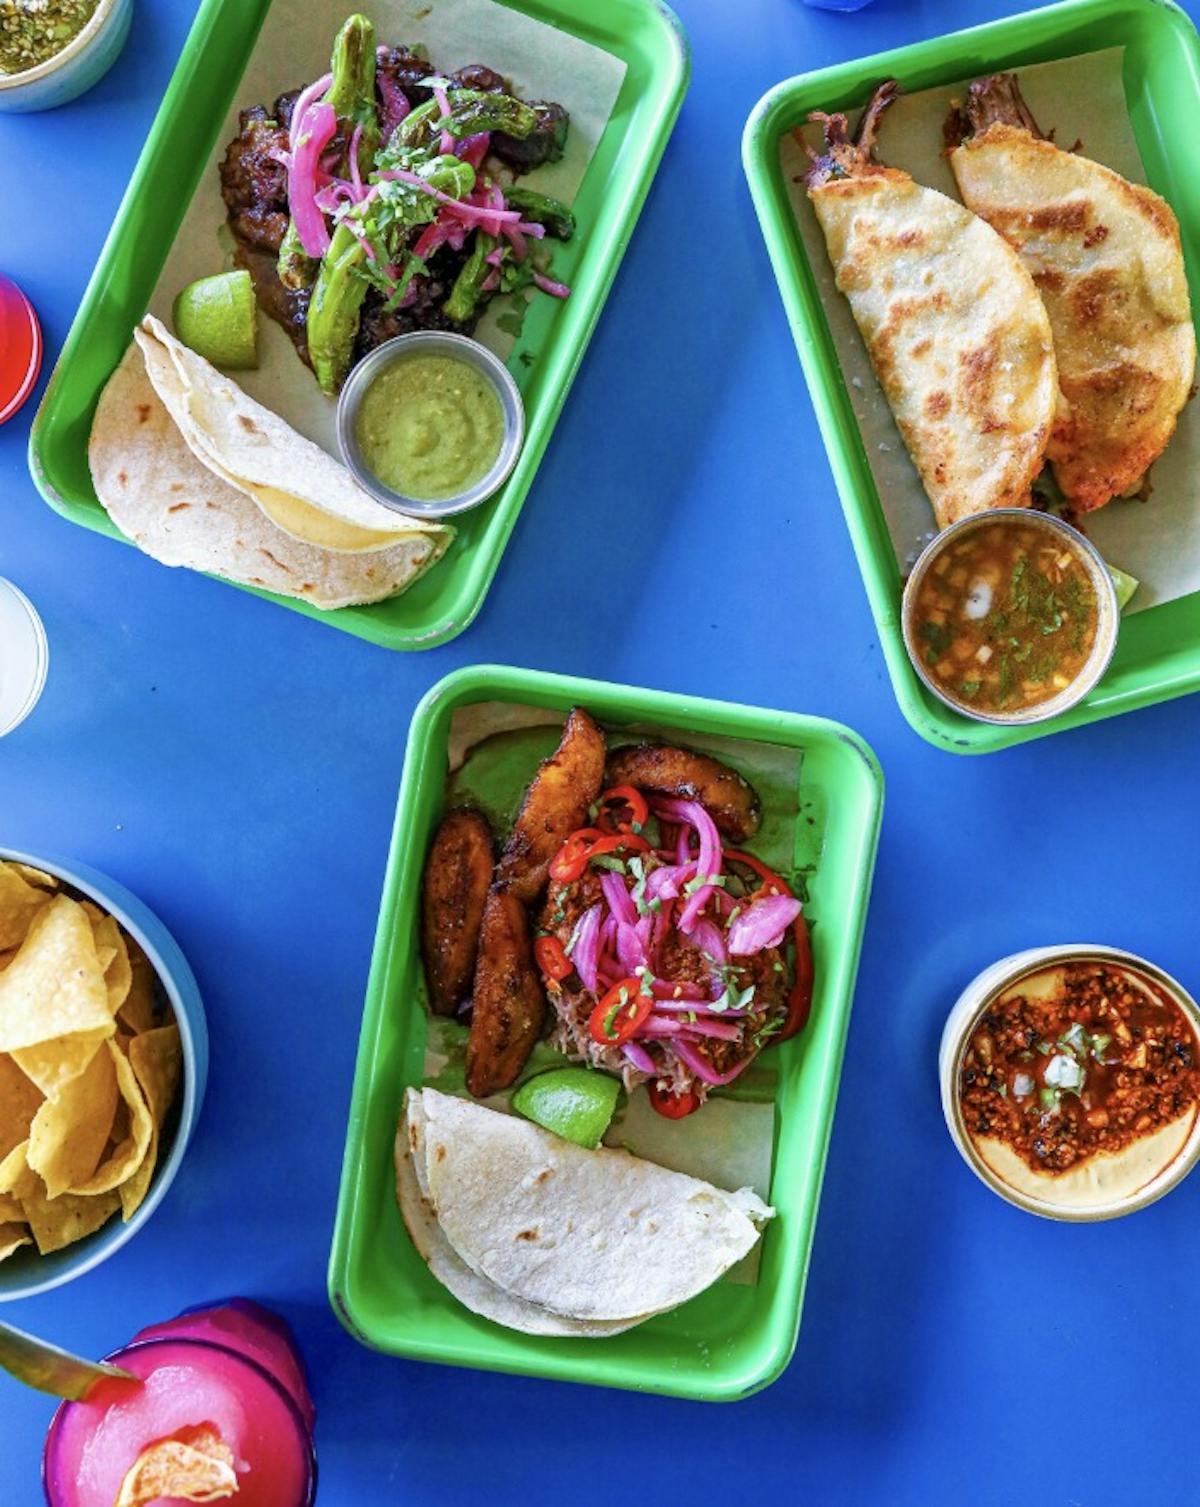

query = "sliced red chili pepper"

[
  {"left": 534, "top": 935, "right": 574, "bottom": 982},
  {"left": 596, "top": 784, "right": 650, "bottom": 836},
  {"left": 548, "top": 826, "right": 605, "bottom": 883},
  {"left": 648, "top": 1082, "right": 701, "bottom": 1119},
  {"left": 725, "top": 849, "right": 791, "bottom": 897},
  {"left": 549, "top": 827, "right": 652, "bottom": 884},
  {"left": 588, "top": 976, "right": 652, "bottom": 1048},
  {"left": 775, "top": 914, "right": 814, "bottom": 1043}
]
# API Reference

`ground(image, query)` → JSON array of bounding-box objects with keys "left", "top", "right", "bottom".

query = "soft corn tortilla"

[
  {"left": 974, "top": 1110, "right": 1197, "bottom": 1211},
  {"left": 90, "top": 346, "right": 449, "bottom": 611},
  {"left": 136, "top": 316, "right": 450, "bottom": 554},
  {"left": 417, "top": 1088, "right": 772, "bottom": 1323},
  {"left": 809, "top": 169, "right": 1057, "bottom": 530},
  {"left": 396, "top": 1095, "right": 643, "bottom": 1337},
  {"left": 950, "top": 124, "right": 1196, "bottom": 511}
]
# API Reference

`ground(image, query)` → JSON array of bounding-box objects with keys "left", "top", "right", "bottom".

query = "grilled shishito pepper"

[
  {"left": 306, "top": 155, "right": 477, "bottom": 395},
  {"left": 390, "top": 88, "right": 539, "bottom": 154},
  {"left": 278, "top": 14, "right": 379, "bottom": 291}
]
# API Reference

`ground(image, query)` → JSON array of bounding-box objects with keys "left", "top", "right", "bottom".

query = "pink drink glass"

[{"left": 43, "top": 1304, "right": 316, "bottom": 1506}]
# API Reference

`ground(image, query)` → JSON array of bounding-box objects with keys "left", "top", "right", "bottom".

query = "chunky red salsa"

[{"left": 958, "top": 962, "right": 1200, "bottom": 1173}]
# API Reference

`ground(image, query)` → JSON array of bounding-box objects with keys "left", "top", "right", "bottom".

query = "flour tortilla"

[
  {"left": 809, "top": 168, "right": 1057, "bottom": 530},
  {"left": 135, "top": 317, "right": 449, "bottom": 555},
  {"left": 950, "top": 123, "right": 1196, "bottom": 511},
  {"left": 417, "top": 1088, "right": 772, "bottom": 1323},
  {"left": 90, "top": 346, "right": 449, "bottom": 610},
  {"left": 396, "top": 1093, "right": 643, "bottom": 1337}
]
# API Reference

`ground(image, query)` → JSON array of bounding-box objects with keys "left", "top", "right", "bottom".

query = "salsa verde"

[{"left": 355, "top": 351, "right": 505, "bottom": 502}]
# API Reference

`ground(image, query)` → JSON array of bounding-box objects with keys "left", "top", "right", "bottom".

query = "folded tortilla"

[
  {"left": 396, "top": 1092, "right": 644, "bottom": 1337},
  {"left": 89, "top": 345, "right": 451, "bottom": 610},
  {"left": 134, "top": 316, "right": 448, "bottom": 554},
  {"left": 412, "top": 1088, "right": 772, "bottom": 1324},
  {"left": 950, "top": 118, "right": 1196, "bottom": 511}
]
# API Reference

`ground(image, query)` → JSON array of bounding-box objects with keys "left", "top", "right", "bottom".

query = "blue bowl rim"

[{"left": 0, "top": 847, "right": 206, "bottom": 1301}]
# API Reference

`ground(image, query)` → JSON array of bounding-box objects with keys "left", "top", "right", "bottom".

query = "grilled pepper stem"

[{"left": 278, "top": 14, "right": 378, "bottom": 291}]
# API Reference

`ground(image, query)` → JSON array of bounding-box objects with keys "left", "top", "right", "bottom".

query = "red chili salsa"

[{"left": 958, "top": 962, "right": 1200, "bottom": 1174}]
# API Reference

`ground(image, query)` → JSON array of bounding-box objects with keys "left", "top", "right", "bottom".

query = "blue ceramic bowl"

[
  {"left": 0, "top": 848, "right": 207, "bottom": 1300},
  {"left": 0, "top": 0, "right": 132, "bottom": 114}
]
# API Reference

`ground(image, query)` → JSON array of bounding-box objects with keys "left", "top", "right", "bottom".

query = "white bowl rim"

[
  {"left": 940, "top": 944, "right": 1200, "bottom": 1223},
  {"left": 0, "top": 0, "right": 119, "bottom": 91}
]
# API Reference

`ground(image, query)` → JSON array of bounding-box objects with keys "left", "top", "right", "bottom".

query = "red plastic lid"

[{"left": 0, "top": 274, "right": 43, "bottom": 425}]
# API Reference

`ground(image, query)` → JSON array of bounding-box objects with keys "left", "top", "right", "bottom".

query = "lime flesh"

[
  {"left": 172, "top": 270, "right": 258, "bottom": 370},
  {"left": 511, "top": 1068, "right": 620, "bottom": 1149}
]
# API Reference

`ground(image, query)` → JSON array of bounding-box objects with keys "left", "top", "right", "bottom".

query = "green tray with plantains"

[
  {"left": 28, "top": 0, "right": 689, "bottom": 651},
  {"left": 742, "top": 0, "right": 1200, "bottom": 753},
  {"left": 328, "top": 663, "right": 883, "bottom": 1400}
]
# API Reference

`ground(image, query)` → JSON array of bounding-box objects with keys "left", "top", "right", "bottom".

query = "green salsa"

[
  {"left": 355, "top": 352, "right": 506, "bottom": 502},
  {"left": 0, "top": 0, "right": 98, "bottom": 75}
]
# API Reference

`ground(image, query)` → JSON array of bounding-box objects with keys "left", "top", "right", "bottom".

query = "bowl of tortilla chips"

[{"left": 0, "top": 849, "right": 206, "bottom": 1300}]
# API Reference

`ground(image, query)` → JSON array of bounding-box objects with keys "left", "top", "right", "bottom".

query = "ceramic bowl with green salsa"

[{"left": 0, "top": 0, "right": 132, "bottom": 113}]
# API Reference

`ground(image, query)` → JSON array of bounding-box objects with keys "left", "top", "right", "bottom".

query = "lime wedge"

[
  {"left": 512, "top": 1068, "right": 620, "bottom": 1149},
  {"left": 1108, "top": 563, "right": 1139, "bottom": 611},
  {"left": 172, "top": 271, "right": 258, "bottom": 370}
]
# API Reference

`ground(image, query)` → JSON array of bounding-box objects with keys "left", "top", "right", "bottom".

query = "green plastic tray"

[
  {"left": 328, "top": 664, "right": 883, "bottom": 1400},
  {"left": 743, "top": 0, "right": 1200, "bottom": 753},
  {"left": 28, "top": 0, "right": 688, "bottom": 651}
]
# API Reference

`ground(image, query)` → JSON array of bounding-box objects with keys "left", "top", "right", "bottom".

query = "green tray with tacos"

[
  {"left": 29, "top": 0, "right": 689, "bottom": 650},
  {"left": 328, "top": 664, "right": 883, "bottom": 1399}
]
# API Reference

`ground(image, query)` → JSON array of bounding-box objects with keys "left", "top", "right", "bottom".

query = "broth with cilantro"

[{"left": 912, "top": 520, "right": 1100, "bottom": 714}]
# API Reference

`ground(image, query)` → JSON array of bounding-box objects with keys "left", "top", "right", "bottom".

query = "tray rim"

[
  {"left": 327, "top": 661, "right": 884, "bottom": 1400},
  {"left": 741, "top": 0, "right": 1200, "bottom": 754},
  {"left": 27, "top": 0, "right": 691, "bottom": 653}
]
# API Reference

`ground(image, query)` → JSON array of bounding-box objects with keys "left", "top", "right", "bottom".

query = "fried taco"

[
  {"left": 804, "top": 81, "right": 1058, "bottom": 530},
  {"left": 947, "top": 73, "right": 1196, "bottom": 512}
]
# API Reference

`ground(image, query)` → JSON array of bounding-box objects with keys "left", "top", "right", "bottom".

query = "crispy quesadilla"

[
  {"left": 948, "top": 73, "right": 1196, "bottom": 512},
  {"left": 804, "top": 81, "right": 1058, "bottom": 531}
]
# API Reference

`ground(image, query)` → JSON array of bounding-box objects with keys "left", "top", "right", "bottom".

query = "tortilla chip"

[
  {"left": 118, "top": 939, "right": 159, "bottom": 1036},
  {"left": 0, "top": 1140, "right": 37, "bottom": 1200},
  {"left": 114, "top": 1425, "right": 238, "bottom": 1505},
  {"left": 21, "top": 1181, "right": 120, "bottom": 1255},
  {"left": 0, "top": 1052, "right": 43, "bottom": 1159},
  {"left": 27, "top": 1042, "right": 119, "bottom": 1198},
  {"left": 0, "top": 1221, "right": 30, "bottom": 1261},
  {"left": 0, "top": 897, "right": 114, "bottom": 1053},
  {"left": 92, "top": 914, "right": 132, "bottom": 1014},
  {"left": 0, "top": 864, "right": 52, "bottom": 952},
  {"left": 116, "top": 1025, "right": 182, "bottom": 1220},
  {"left": 8, "top": 864, "right": 58, "bottom": 891},
  {"left": 69, "top": 1041, "right": 153, "bottom": 1196},
  {"left": 13, "top": 1028, "right": 112, "bottom": 1100}
]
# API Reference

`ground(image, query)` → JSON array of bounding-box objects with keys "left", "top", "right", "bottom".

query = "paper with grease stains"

[{"left": 781, "top": 47, "right": 1200, "bottom": 613}]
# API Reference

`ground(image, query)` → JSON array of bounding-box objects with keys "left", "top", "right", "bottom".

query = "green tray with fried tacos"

[
  {"left": 742, "top": 0, "right": 1200, "bottom": 753},
  {"left": 28, "top": 0, "right": 689, "bottom": 651},
  {"left": 328, "top": 664, "right": 883, "bottom": 1400}
]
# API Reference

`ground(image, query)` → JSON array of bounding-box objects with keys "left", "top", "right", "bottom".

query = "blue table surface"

[{"left": 5, "top": 0, "right": 1200, "bottom": 1500}]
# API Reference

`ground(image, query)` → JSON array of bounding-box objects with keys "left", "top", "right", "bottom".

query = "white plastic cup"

[{"left": 0, "top": 578, "right": 48, "bottom": 735}]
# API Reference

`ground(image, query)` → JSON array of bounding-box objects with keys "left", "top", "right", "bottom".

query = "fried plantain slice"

[
  {"left": 421, "top": 808, "right": 495, "bottom": 1017},
  {"left": 465, "top": 887, "right": 546, "bottom": 1098},
  {"left": 495, "top": 707, "right": 606, "bottom": 903},
  {"left": 604, "top": 744, "right": 761, "bottom": 842}
]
